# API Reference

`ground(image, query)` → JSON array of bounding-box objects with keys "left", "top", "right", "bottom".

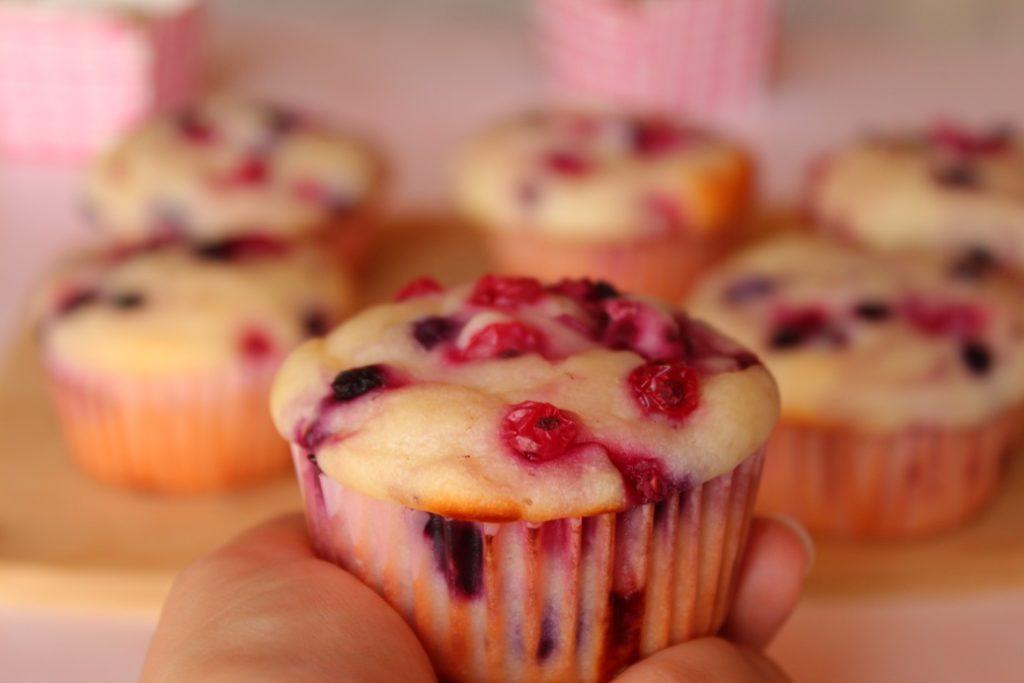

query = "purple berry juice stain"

[{"left": 423, "top": 514, "right": 484, "bottom": 599}]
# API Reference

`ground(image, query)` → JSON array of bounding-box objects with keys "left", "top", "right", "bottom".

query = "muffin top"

[
  {"left": 36, "top": 237, "right": 355, "bottom": 376},
  {"left": 808, "top": 123, "right": 1024, "bottom": 269},
  {"left": 455, "top": 109, "right": 753, "bottom": 243},
  {"left": 689, "top": 235, "right": 1024, "bottom": 433},
  {"left": 85, "top": 97, "right": 382, "bottom": 243},
  {"left": 271, "top": 275, "right": 778, "bottom": 522}
]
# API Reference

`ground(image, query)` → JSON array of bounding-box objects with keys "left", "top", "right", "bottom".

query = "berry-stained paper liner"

[
  {"left": 294, "top": 445, "right": 765, "bottom": 683},
  {"left": 487, "top": 231, "right": 731, "bottom": 302},
  {"left": 757, "top": 410, "right": 1024, "bottom": 539},
  {"left": 0, "top": 0, "right": 204, "bottom": 162},
  {"left": 45, "top": 356, "right": 290, "bottom": 494},
  {"left": 535, "top": 0, "right": 779, "bottom": 117}
]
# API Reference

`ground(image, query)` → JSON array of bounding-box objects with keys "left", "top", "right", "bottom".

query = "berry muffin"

[
  {"left": 271, "top": 274, "right": 778, "bottom": 682},
  {"left": 36, "top": 237, "right": 355, "bottom": 494},
  {"left": 85, "top": 96, "right": 384, "bottom": 267},
  {"left": 689, "top": 236, "right": 1024, "bottom": 538},
  {"left": 455, "top": 109, "right": 754, "bottom": 300},
  {"left": 807, "top": 123, "right": 1024, "bottom": 270}
]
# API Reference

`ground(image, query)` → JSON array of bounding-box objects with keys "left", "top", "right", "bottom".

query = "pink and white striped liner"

[
  {"left": 758, "top": 410, "right": 1024, "bottom": 539},
  {"left": 0, "top": 1, "right": 204, "bottom": 163},
  {"left": 294, "top": 445, "right": 766, "bottom": 682},
  {"left": 535, "top": 0, "right": 779, "bottom": 118}
]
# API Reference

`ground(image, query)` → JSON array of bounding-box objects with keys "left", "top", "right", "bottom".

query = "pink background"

[{"left": 2, "top": 2, "right": 1024, "bottom": 681}]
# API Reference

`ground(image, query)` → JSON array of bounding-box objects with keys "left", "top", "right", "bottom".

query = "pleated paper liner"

[
  {"left": 45, "top": 357, "right": 291, "bottom": 494},
  {"left": 294, "top": 445, "right": 765, "bottom": 683},
  {"left": 757, "top": 408, "right": 1024, "bottom": 539}
]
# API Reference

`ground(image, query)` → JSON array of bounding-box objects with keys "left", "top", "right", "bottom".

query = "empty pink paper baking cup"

[
  {"left": 0, "top": 0, "right": 203, "bottom": 162},
  {"left": 757, "top": 409, "right": 1024, "bottom": 539},
  {"left": 535, "top": 0, "right": 779, "bottom": 116},
  {"left": 293, "top": 445, "right": 765, "bottom": 682},
  {"left": 45, "top": 357, "right": 290, "bottom": 494}
]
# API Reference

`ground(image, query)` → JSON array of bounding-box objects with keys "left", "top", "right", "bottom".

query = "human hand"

[{"left": 142, "top": 514, "right": 812, "bottom": 683}]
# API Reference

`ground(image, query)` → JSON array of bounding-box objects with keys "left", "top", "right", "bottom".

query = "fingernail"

[{"left": 768, "top": 514, "right": 816, "bottom": 578}]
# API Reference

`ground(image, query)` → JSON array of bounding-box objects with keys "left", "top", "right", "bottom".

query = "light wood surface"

[{"left": 1, "top": 218, "right": 1022, "bottom": 615}]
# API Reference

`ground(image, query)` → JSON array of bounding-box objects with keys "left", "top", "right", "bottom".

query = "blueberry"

[
  {"left": 950, "top": 247, "right": 996, "bottom": 280},
  {"left": 302, "top": 310, "right": 329, "bottom": 337},
  {"left": 933, "top": 163, "right": 980, "bottom": 189},
  {"left": 724, "top": 276, "right": 775, "bottom": 303},
  {"left": 412, "top": 316, "right": 459, "bottom": 350},
  {"left": 331, "top": 365, "right": 386, "bottom": 402},
  {"left": 961, "top": 341, "right": 993, "bottom": 376},
  {"left": 111, "top": 292, "right": 144, "bottom": 310},
  {"left": 193, "top": 241, "right": 235, "bottom": 261},
  {"left": 769, "top": 326, "right": 804, "bottom": 349},
  {"left": 592, "top": 280, "right": 620, "bottom": 300},
  {"left": 853, "top": 300, "right": 891, "bottom": 322}
]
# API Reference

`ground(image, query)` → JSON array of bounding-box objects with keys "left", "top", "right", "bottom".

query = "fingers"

[
  {"left": 722, "top": 515, "right": 814, "bottom": 649},
  {"left": 615, "top": 638, "right": 791, "bottom": 683},
  {"left": 142, "top": 514, "right": 436, "bottom": 683}
]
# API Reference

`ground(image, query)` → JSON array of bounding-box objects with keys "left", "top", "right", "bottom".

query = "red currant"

[
  {"left": 628, "top": 360, "right": 700, "bottom": 421},
  {"left": 502, "top": 401, "right": 580, "bottom": 462}
]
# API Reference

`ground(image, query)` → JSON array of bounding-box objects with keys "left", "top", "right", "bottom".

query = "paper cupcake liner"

[
  {"left": 293, "top": 445, "right": 765, "bottom": 682},
  {"left": 757, "top": 411, "right": 1024, "bottom": 538},
  {"left": 487, "top": 231, "right": 730, "bottom": 302},
  {"left": 45, "top": 356, "right": 290, "bottom": 494},
  {"left": 0, "top": 0, "right": 204, "bottom": 162},
  {"left": 535, "top": 0, "right": 779, "bottom": 117}
]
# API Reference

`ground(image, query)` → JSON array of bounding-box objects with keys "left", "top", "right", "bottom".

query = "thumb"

[{"left": 613, "top": 638, "right": 791, "bottom": 683}]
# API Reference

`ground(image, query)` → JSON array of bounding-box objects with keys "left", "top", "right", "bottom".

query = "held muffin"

[
  {"left": 454, "top": 109, "right": 754, "bottom": 300},
  {"left": 806, "top": 123, "right": 1024, "bottom": 270},
  {"left": 36, "top": 237, "right": 355, "bottom": 494},
  {"left": 689, "top": 236, "right": 1024, "bottom": 538},
  {"left": 85, "top": 96, "right": 385, "bottom": 267},
  {"left": 271, "top": 274, "right": 778, "bottom": 682}
]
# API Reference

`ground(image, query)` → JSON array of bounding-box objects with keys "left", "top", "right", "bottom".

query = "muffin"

[
  {"left": 807, "top": 123, "right": 1024, "bottom": 271},
  {"left": 36, "top": 237, "right": 355, "bottom": 494},
  {"left": 271, "top": 274, "right": 778, "bottom": 682},
  {"left": 689, "top": 235, "right": 1024, "bottom": 538},
  {"left": 455, "top": 109, "right": 754, "bottom": 300},
  {"left": 85, "top": 96, "right": 384, "bottom": 267}
]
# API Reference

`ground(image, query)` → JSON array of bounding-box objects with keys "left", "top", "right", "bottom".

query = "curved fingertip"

[
  {"left": 765, "top": 515, "right": 815, "bottom": 577},
  {"left": 614, "top": 638, "right": 790, "bottom": 682},
  {"left": 721, "top": 516, "right": 813, "bottom": 649}
]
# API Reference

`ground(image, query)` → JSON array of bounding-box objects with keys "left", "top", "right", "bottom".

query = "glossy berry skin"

[
  {"left": 331, "top": 365, "right": 386, "bottom": 402},
  {"left": 469, "top": 275, "right": 544, "bottom": 309},
  {"left": 543, "top": 151, "right": 591, "bottom": 177},
  {"left": 395, "top": 277, "right": 443, "bottom": 302},
  {"left": 412, "top": 316, "right": 460, "bottom": 350},
  {"left": 548, "top": 278, "right": 619, "bottom": 305},
  {"left": 903, "top": 300, "right": 985, "bottom": 337},
  {"left": 628, "top": 360, "right": 700, "bottom": 422},
  {"left": 229, "top": 155, "right": 270, "bottom": 186},
  {"left": 193, "top": 235, "right": 287, "bottom": 262},
  {"left": 176, "top": 110, "right": 217, "bottom": 144},
  {"left": 461, "top": 321, "right": 547, "bottom": 360},
  {"left": 239, "top": 328, "right": 274, "bottom": 360},
  {"left": 502, "top": 401, "right": 580, "bottom": 462}
]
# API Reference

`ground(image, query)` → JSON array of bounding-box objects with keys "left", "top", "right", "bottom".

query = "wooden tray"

[{"left": 1, "top": 218, "right": 1022, "bottom": 615}]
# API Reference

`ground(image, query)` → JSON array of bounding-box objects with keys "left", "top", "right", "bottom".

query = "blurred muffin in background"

[
  {"left": 455, "top": 108, "right": 754, "bottom": 300},
  {"left": 689, "top": 235, "right": 1024, "bottom": 538},
  {"left": 806, "top": 122, "right": 1024, "bottom": 271},
  {"left": 35, "top": 236, "right": 355, "bottom": 494},
  {"left": 85, "top": 96, "right": 385, "bottom": 269}
]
